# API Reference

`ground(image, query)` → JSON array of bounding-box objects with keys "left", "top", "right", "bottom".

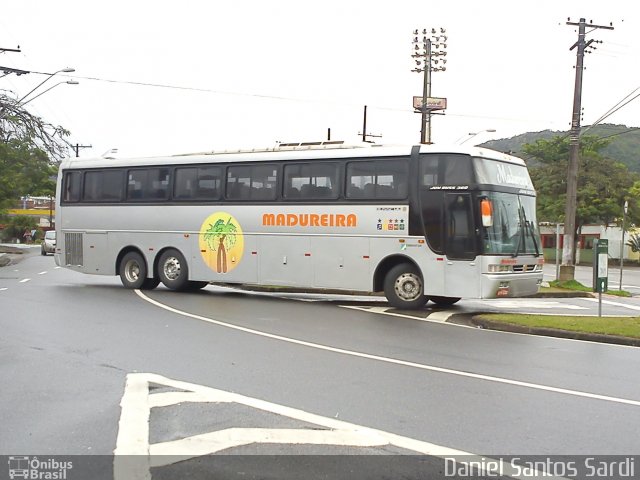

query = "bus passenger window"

[
  {"left": 63, "top": 171, "right": 81, "bottom": 202},
  {"left": 127, "top": 168, "right": 169, "bottom": 201},
  {"left": 83, "top": 170, "right": 124, "bottom": 202},
  {"left": 420, "top": 154, "right": 473, "bottom": 187},
  {"left": 175, "top": 167, "right": 221, "bottom": 200},
  {"left": 227, "top": 165, "right": 277, "bottom": 201},
  {"left": 346, "top": 158, "right": 408, "bottom": 200},
  {"left": 284, "top": 163, "right": 338, "bottom": 200}
]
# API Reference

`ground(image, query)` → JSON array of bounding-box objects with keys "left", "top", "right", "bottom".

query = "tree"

[
  {"left": 626, "top": 233, "right": 640, "bottom": 253},
  {"left": 524, "top": 135, "right": 640, "bottom": 259},
  {"left": 0, "top": 91, "right": 70, "bottom": 160},
  {"left": 0, "top": 215, "right": 37, "bottom": 242},
  {"left": 0, "top": 91, "right": 68, "bottom": 212},
  {"left": 0, "top": 139, "right": 58, "bottom": 211}
]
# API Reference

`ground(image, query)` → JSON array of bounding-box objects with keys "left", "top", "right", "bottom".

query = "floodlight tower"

[{"left": 411, "top": 28, "right": 447, "bottom": 144}]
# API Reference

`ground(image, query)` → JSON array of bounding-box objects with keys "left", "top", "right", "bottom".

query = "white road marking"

[
  {"left": 427, "top": 310, "right": 455, "bottom": 322},
  {"left": 579, "top": 297, "right": 640, "bottom": 311},
  {"left": 0, "top": 288, "right": 7, "bottom": 292},
  {"left": 341, "top": 305, "right": 459, "bottom": 324},
  {"left": 19, "top": 278, "right": 30, "bottom": 283},
  {"left": 54, "top": 266, "right": 61, "bottom": 269},
  {"left": 476, "top": 300, "right": 588, "bottom": 310},
  {"left": 115, "top": 373, "right": 556, "bottom": 480},
  {"left": 38, "top": 271, "right": 47, "bottom": 275},
  {"left": 134, "top": 290, "right": 640, "bottom": 408}
]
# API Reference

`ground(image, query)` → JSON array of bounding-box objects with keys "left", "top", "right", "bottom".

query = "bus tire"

[
  {"left": 186, "top": 281, "right": 209, "bottom": 291},
  {"left": 119, "top": 251, "right": 148, "bottom": 289},
  {"left": 141, "top": 277, "right": 161, "bottom": 290},
  {"left": 383, "top": 263, "right": 427, "bottom": 309},
  {"left": 158, "top": 249, "right": 190, "bottom": 291},
  {"left": 428, "top": 296, "right": 461, "bottom": 306}
]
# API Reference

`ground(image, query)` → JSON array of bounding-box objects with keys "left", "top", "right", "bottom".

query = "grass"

[
  {"left": 475, "top": 313, "right": 640, "bottom": 339},
  {"left": 549, "top": 279, "right": 631, "bottom": 297}
]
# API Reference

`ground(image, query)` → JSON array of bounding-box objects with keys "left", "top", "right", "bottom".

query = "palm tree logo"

[{"left": 199, "top": 213, "right": 244, "bottom": 273}]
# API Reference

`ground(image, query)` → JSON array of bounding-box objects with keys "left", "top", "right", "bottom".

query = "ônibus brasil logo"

[
  {"left": 8, "top": 456, "right": 73, "bottom": 479},
  {"left": 199, "top": 212, "right": 244, "bottom": 274}
]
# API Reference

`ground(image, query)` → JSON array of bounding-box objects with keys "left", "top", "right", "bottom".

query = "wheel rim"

[
  {"left": 163, "top": 256, "right": 182, "bottom": 281},
  {"left": 394, "top": 272, "right": 422, "bottom": 302},
  {"left": 124, "top": 259, "right": 141, "bottom": 283}
]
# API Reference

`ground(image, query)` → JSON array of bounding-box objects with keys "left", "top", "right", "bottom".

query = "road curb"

[
  {"left": 0, "top": 245, "right": 40, "bottom": 267},
  {"left": 470, "top": 316, "right": 640, "bottom": 347},
  {"left": 529, "top": 291, "right": 595, "bottom": 298}
]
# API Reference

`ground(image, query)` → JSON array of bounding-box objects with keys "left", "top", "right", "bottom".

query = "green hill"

[{"left": 481, "top": 124, "right": 640, "bottom": 171}]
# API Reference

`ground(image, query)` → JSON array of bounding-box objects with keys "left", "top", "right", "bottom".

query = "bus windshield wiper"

[
  {"left": 512, "top": 205, "right": 525, "bottom": 258},
  {"left": 521, "top": 209, "right": 540, "bottom": 257}
]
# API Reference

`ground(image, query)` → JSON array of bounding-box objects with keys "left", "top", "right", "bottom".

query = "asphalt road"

[{"left": 1, "top": 251, "right": 639, "bottom": 479}]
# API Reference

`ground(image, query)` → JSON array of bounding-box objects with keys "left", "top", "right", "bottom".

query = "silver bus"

[{"left": 55, "top": 143, "right": 543, "bottom": 309}]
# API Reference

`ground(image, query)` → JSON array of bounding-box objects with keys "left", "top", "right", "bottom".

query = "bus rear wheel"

[
  {"left": 383, "top": 263, "right": 427, "bottom": 309},
  {"left": 141, "top": 277, "right": 161, "bottom": 290},
  {"left": 158, "top": 249, "right": 190, "bottom": 291},
  {"left": 428, "top": 296, "right": 461, "bottom": 306},
  {"left": 119, "top": 251, "right": 149, "bottom": 289},
  {"left": 186, "top": 281, "right": 209, "bottom": 291}
]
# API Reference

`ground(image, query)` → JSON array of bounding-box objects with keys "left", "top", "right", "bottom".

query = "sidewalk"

[{"left": 0, "top": 243, "right": 40, "bottom": 267}]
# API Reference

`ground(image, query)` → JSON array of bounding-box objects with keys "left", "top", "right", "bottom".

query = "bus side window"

[
  {"left": 284, "top": 163, "right": 338, "bottom": 200},
  {"left": 84, "top": 170, "right": 124, "bottom": 202},
  {"left": 445, "top": 193, "right": 476, "bottom": 259},
  {"left": 63, "top": 171, "right": 81, "bottom": 202},
  {"left": 347, "top": 159, "right": 408, "bottom": 200},
  {"left": 174, "top": 168, "right": 196, "bottom": 199},
  {"left": 196, "top": 167, "right": 222, "bottom": 199}
]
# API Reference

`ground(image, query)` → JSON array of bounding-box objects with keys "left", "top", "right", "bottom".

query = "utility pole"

[
  {"left": 411, "top": 29, "right": 447, "bottom": 144},
  {"left": 72, "top": 143, "right": 92, "bottom": 157},
  {"left": 0, "top": 46, "right": 21, "bottom": 54},
  {"left": 358, "top": 105, "right": 382, "bottom": 143},
  {"left": 560, "top": 18, "right": 613, "bottom": 281}
]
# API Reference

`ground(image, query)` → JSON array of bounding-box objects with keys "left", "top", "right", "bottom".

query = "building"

[{"left": 540, "top": 223, "right": 638, "bottom": 264}]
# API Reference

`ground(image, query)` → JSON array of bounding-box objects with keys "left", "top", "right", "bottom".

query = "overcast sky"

[{"left": 1, "top": 0, "right": 638, "bottom": 158}]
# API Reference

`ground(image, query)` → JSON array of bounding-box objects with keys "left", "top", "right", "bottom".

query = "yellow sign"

[{"left": 199, "top": 212, "right": 244, "bottom": 273}]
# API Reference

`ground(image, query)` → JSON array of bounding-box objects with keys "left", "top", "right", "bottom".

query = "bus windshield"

[{"left": 480, "top": 192, "right": 541, "bottom": 256}]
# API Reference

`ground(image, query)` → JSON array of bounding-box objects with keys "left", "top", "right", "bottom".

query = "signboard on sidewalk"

[{"left": 593, "top": 239, "right": 608, "bottom": 293}]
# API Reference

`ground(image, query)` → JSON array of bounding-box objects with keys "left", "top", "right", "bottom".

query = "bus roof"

[{"left": 60, "top": 143, "right": 526, "bottom": 169}]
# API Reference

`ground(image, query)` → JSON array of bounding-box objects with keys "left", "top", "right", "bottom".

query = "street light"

[
  {"left": 19, "top": 80, "right": 79, "bottom": 107},
  {"left": 458, "top": 129, "right": 497, "bottom": 145},
  {"left": 17, "top": 67, "right": 75, "bottom": 105}
]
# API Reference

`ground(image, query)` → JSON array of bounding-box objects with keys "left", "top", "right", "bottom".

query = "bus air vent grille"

[{"left": 65, "top": 232, "right": 84, "bottom": 266}]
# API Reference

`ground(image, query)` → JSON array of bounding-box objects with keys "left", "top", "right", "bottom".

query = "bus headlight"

[{"left": 488, "top": 264, "right": 512, "bottom": 273}]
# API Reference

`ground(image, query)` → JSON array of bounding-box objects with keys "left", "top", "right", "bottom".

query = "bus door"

[{"left": 444, "top": 192, "right": 481, "bottom": 297}]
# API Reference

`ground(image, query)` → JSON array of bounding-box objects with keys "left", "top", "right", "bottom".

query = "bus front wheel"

[
  {"left": 119, "top": 251, "right": 149, "bottom": 289},
  {"left": 383, "top": 263, "right": 427, "bottom": 309},
  {"left": 158, "top": 249, "right": 190, "bottom": 291}
]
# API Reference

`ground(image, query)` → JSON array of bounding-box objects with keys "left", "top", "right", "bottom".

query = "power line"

[{"left": 581, "top": 86, "right": 640, "bottom": 136}]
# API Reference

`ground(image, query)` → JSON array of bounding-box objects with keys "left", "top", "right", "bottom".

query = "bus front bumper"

[{"left": 481, "top": 272, "right": 543, "bottom": 298}]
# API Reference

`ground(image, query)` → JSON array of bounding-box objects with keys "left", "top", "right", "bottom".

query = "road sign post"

[{"left": 593, "top": 239, "right": 608, "bottom": 317}]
